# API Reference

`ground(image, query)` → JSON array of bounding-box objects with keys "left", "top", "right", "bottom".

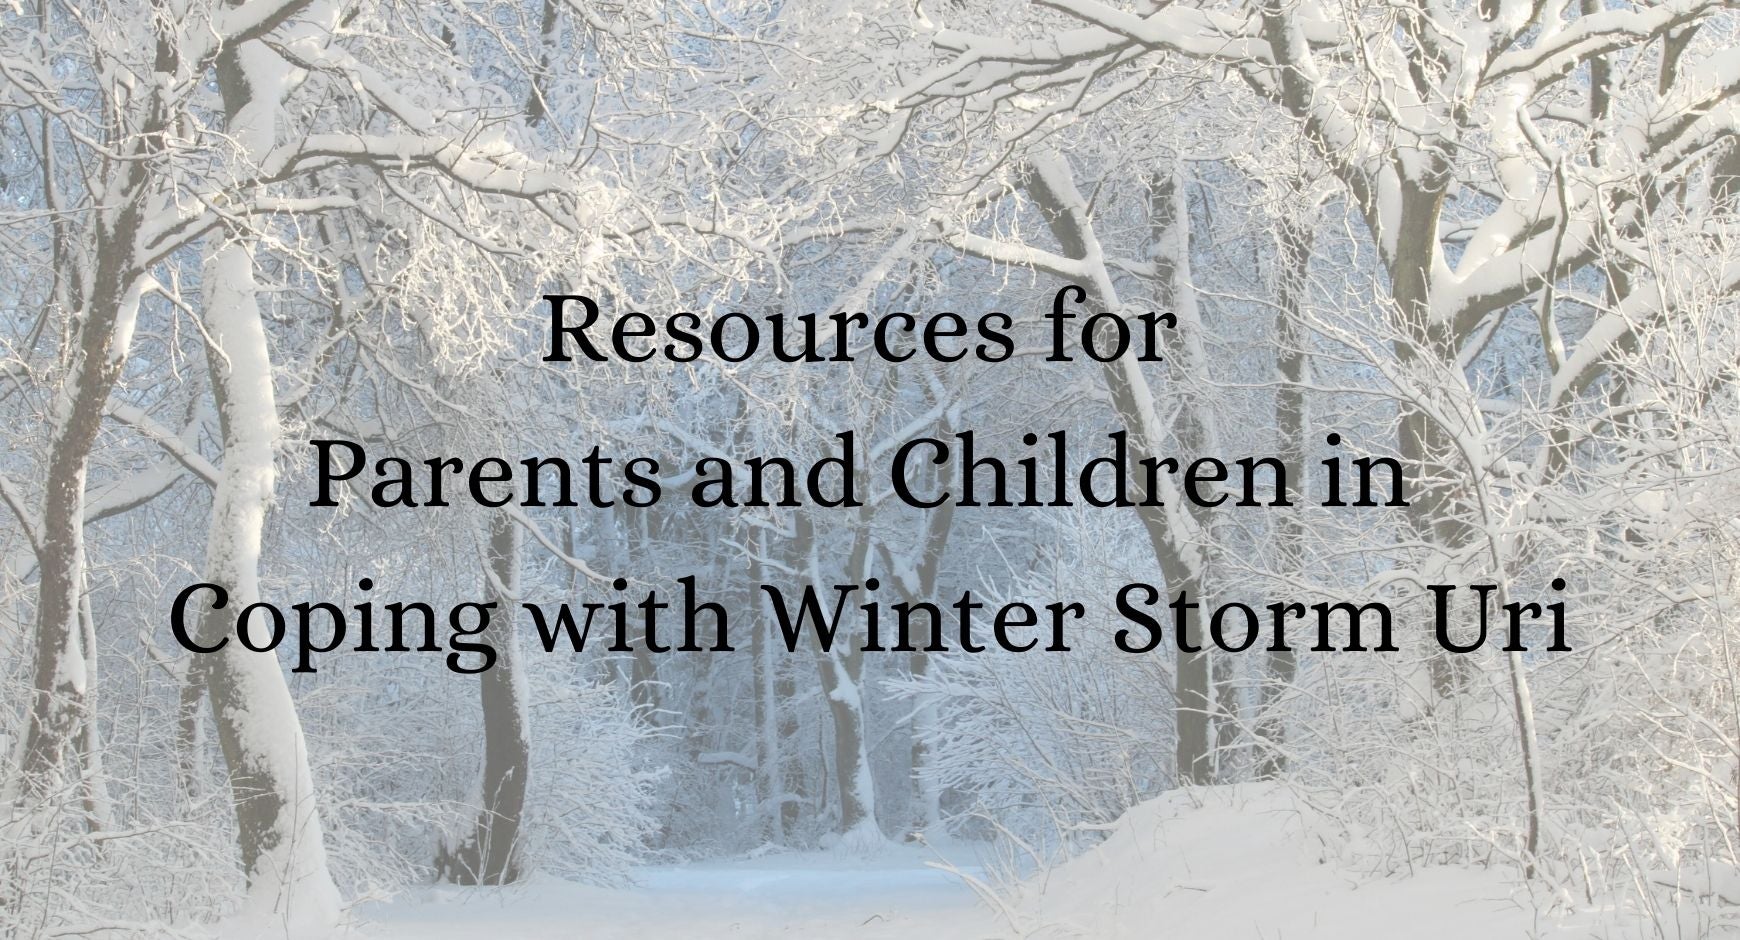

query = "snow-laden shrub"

[
  {"left": 516, "top": 663, "right": 660, "bottom": 882},
  {"left": 1271, "top": 240, "right": 1740, "bottom": 935},
  {"left": 1, "top": 586, "right": 244, "bottom": 937},
  {"left": 892, "top": 506, "right": 1174, "bottom": 863},
  {"left": 297, "top": 630, "right": 659, "bottom": 894},
  {"left": 3, "top": 563, "right": 661, "bottom": 937},
  {"left": 1, "top": 790, "right": 238, "bottom": 938}
]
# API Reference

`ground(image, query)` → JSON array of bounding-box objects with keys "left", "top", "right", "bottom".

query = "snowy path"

[{"left": 362, "top": 844, "right": 1002, "bottom": 940}]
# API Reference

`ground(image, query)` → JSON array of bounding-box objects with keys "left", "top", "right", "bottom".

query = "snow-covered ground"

[
  {"left": 361, "top": 839, "right": 997, "bottom": 939},
  {"left": 1004, "top": 784, "right": 1617, "bottom": 939},
  {"left": 363, "top": 786, "right": 1632, "bottom": 939}
]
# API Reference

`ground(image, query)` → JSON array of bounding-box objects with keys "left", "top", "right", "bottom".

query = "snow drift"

[{"left": 1002, "top": 784, "right": 1607, "bottom": 939}]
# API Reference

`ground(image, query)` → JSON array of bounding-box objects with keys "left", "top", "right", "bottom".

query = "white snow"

[
  {"left": 202, "top": 240, "right": 342, "bottom": 930},
  {"left": 363, "top": 785, "right": 1628, "bottom": 939},
  {"left": 1006, "top": 784, "right": 1611, "bottom": 940},
  {"left": 363, "top": 839, "right": 994, "bottom": 940}
]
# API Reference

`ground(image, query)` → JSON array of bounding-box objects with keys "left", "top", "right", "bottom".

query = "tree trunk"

[
  {"left": 751, "top": 529, "right": 786, "bottom": 841},
  {"left": 775, "top": 579, "right": 805, "bottom": 836},
  {"left": 883, "top": 434, "right": 954, "bottom": 830},
  {"left": 198, "top": 241, "right": 341, "bottom": 922},
  {"left": 818, "top": 647, "right": 874, "bottom": 839},
  {"left": 1024, "top": 157, "right": 1214, "bottom": 785},
  {"left": 19, "top": 0, "right": 179, "bottom": 799},
  {"left": 438, "top": 514, "right": 530, "bottom": 885},
  {"left": 802, "top": 513, "right": 879, "bottom": 841},
  {"left": 191, "top": 35, "right": 341, "bottom": 924},
  {"left": 1255, "top": 209, "right": 1313, "bottom": 778},
  {"left": 19, "top": 273, "right": 145, "bottom": 797}
]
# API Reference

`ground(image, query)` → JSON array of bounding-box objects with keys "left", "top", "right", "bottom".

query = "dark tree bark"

[
  {"left": 1255, "top": 208, "right": 1314, "bottom": 779},
  {"left": 877, "top": 425, "right": 956, "bottom": 829},
  {"left": 20, "top": 190, "right": 149, "bottom": 796},
  {"left": 438, "top": 514, "right": 530, "bottom": 885},
  {"left": 807, "top": 512, "right": 878, "bottom": 835}
]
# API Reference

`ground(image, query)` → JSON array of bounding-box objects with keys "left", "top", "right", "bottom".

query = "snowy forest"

[{"left": 1, "top": 0, "right": 1738, "bottom": 936}]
